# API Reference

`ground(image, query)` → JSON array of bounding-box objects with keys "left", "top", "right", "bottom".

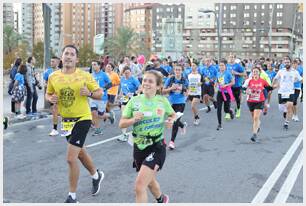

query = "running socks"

[
  {"left": 91, "top": 171, "right": 99, "bottom": 180},
  {"left": 195, "top": 115, "right": 200, "bottom": 119},
  {"left": 68, "top": 192, "right": 76, "bottom": 200},
  {"left": 53, "top": 124, "right": 57, "bottom": 130},
  {"left": 156, "top": 194, "right": 165, "bottom": 203}
]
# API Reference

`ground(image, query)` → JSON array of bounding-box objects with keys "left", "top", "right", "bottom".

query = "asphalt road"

[{"left": 3, "top": 92, "right": 303, "bottom": 203}]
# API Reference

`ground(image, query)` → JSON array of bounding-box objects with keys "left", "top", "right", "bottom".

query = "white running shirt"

[
  {"left": 188, "top": 73, "right": 202, "bottom": 96},
  {"left": 274, "top": 68, "right": 302, "bottom": 98}
]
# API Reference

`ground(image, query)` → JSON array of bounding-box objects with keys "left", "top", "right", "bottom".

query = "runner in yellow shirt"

[{"left": 46, "top": 45, "right": 104, "bottom": 203}]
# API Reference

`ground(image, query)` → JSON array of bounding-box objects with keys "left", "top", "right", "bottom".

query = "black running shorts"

[
  {"left": 188, "top": 95, "right": 201, "bottom": 102},
  {"left": 247, "top": 101, "right": 265, "bottom": 112},
  {"left": 107, "top": 94, "right": 116, "bottom": 104},
  {"left": 278, "top": 94, "right": 294, "bottom": 104},
  {"left": 202, "top": 84, "right": 214, "bottom": 97},
  {"left": 133, "top": 140, "right": 166, "bottom": 172},
  {"left": 66, "top": 120, "right": 91, "bottom": 148}
]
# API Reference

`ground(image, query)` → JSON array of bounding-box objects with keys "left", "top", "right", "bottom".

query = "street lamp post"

[{"left": 199, "top": 3, "right": 222, "bottom": 61}]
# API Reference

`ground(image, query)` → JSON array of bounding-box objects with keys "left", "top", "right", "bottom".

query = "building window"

[
  {"left": 277, "top": 20, "right": 282, "bottom": 25},
  {"left": 277, "top": 12, "right": 283, "bottom": 17},
  {"left": 224, "top": 5, "right": 227, "bottom": 10},
  {"left": 245, "top": 5, "right": 250, "bottom": 10},
  {"left": 244, "top": 21, "right": 250, "bottom": 25},
  {"left": 230, "top": 5, "right": 236, "bottom": 10},
  {"left": 230, "top": 13, "right": 236, "bottom": 18},
  {"left": 178, "top": 7, "right": 182, "bottom": 12},
  {"left": 157, "top": 8, "right": 159, "bottom": 12},
  {"left": 261, "top": 12, "right": 265, "bottom": 16},
  {"left": 230, "top": 21, "right": 236, "bottom": 26},
  {"left": 254, "top": 5, "right": 257, "bottom": 9},
  {"left": 244, "top": 13, "right": 250, "bottom": 17},
  {"left": 254, "top": 13, "right": 257, "bottom": 17},
  {"left": 216, "top": 6, "right": 219, "bottom": 10},
  {"left": 269, "top": 4, "right": 273, "bottom": 9},
  {"left": 277, "top": 4, "right": 283, "bottom": 9},
  {"left": 223, "top": 13, "right": 226, "bottom": 18},
  {"left": 261, "top": 5, "right": 265, "bottom": 9},
  {"left": 167, "top": 8, "right": 170, "bottom": 12}
]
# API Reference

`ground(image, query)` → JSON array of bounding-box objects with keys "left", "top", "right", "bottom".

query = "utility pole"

[
  {"left": 42, "top": 3, "right": 51, "bottom": 109},
  {"left": 218, "top": 3, "right": 223, "bottom": 61},
  {"left": 268, "top": 3, "right": 275, "bottom": 58}
]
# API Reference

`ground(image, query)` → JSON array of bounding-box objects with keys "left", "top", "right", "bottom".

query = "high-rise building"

[
  {"left": 151, "top": 4, "right": 185, "bottom": 59},
  {"left": 49, "top": 3, "right": 61, "bottom": 55},
  {"left": 3, "top": 3, "right": 14, "bottom": 27},
  {"left": 183, "top": 3, "right": 303, "bottom": 59},
  {"left": 184, "top": 3, "right": 215, "bottom": 29},
  {"left": 21, "top": 4, "right": 34, "bottom": 50},
  {"left": 95, "top": 3, "right": 115, "bottom": 39},
  {"left": 60, "top": 3, "right": 95, "bottom": 48},
  {"left": 33, "top": 4, "right": 44, "bottom": 44},
  {"left": 124, "top": 3, "right": 154, "bottom": 52}
]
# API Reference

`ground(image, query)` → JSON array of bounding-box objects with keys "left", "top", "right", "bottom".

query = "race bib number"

[
  {"left": 189, "top": 85, "right": 197, "bottom": 93},
  {"left": 204, "top": 77, "right": 210, "bottom": 83},
  {"left": 61, "top": 118, "right": 78, "bottom": 136},
  {"left": 247, "top": 89, "right": 261, "bottom": 101}
]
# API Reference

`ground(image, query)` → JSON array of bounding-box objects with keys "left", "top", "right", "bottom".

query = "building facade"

[
  {"left": 21, "top": 4, "right": 34, "bottom": 51},
  {"left": 3, "top": 3, "right": 14, "bottom": 27},
  {"left": 183, "top": 3, "right": 303, "bottom": 59},
  {"left": 95, "top": 3, "right": 115, "bottom": 39}
]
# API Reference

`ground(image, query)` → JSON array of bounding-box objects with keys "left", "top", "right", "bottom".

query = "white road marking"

[
  {"left": 86, "top": 132, "right": 132, "bottom": 148},
  {"left": 251, "top": 131, "right": 303, "bottom": 203},
  {"left": 273, "top": 150, "right": 303, "bottom": 203}
]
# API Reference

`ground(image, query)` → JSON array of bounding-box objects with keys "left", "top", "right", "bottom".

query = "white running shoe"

[
  {"left": 181, "top": 122, "right": 188, "bottom": 135},
  {"left": 49, "top": 129, "right": 59, "bottom": 136},
  {"left": 193, "top": 119, "right": 200, "bottom": 126},
  {"left": 16, "top": 114, "right": 26, "bottom": 120}
]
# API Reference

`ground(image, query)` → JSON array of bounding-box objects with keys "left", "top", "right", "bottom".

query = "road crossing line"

[
  {"left": 273, "top": 150, "right": 303, "bottom": 203},
  {"left": 85, "top": 132, "right": 132, "bottom": 148},
  {"left": 251, "top": 131, "right": 303, "bottom": 203}
]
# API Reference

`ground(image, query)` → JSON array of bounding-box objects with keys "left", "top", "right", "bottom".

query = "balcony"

[
  {"left": 271, "top": 32, "right": 292, "bottom": 37},
  {"left": 260, "top": 40, "right": 289, "bottom": 44},
  {"left": 264, "top": 48, "right": 289, "bottom": 53}
]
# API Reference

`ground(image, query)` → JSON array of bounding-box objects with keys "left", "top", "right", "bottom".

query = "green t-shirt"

[{"left": 122, "top": 94, "right": 175, "bottom": 150}]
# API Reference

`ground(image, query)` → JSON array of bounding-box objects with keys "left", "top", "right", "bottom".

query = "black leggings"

[
  {"left": 171, "top": 103, "right": 185, "bottom": 142},
  {"left": 232, "top": 87, "right": 241, "bottom": 109},
  {"left": 217, "top": 91, "right": 232, "bottom": 125}
]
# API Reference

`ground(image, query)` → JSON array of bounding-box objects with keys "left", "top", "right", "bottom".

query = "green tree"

[
  {"left": 3, "top": 24, "right": 23, "bottom": 55},
  {"left": 77, "top": 44, "right": 98, "bottom": 67},
  {"left": 103, "top": 27, "right": 150, "bottom": 63},
  {"left": 3, "top": 41, "right": 30, "bottom": 71},
  {"left": 33, "top": 41, "right": 44, "bottom": 68}
]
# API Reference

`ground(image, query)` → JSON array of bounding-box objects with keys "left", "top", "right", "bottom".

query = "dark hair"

[
  {"left": 27, "top": 56, "right": 34, "bottom": 63},
  {"left": 58, "top": 60, "right": 63, "bottom": 69},
  {"left": 131, "top": 56, "right": 136, "bottom": 61},
  {"left": 292, "top": 59, "right": 299, "bottom": 64},
  {"left": 18, "top": 64, "right": 27, "bottom": 75},
  {"left": 51, "top": 56, "right": 60, "bottom": 60},
  {"left": 122, "top": 65, "right": 131, "bottom": 73},
  {"left": 14, "top": 58, "right": 22, "bottom": 67},
  {"left": 62, "top": 44, "right": 79, "bottom": 57},
  {"left": 219, "top": 58, "right": 227, "bottom": 65},
  {"left": 91, "top": 60, "right": 101, "bottom": 65},
  {"left": 107, "top": 62, "right": 115, "bottom": 69}
]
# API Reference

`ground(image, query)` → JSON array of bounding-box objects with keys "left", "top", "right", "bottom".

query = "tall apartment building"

[
  {"left": 49, "top": 3, "right": 61, "bottom": 55},
  {"left": 151, "top": 4, "right": 185, "bottom": 59},
  {"left": 95, "top": 3, "right": 115, "bottom": 38},
  {"left": 60, "top": 3, "right": 95, "bottom": 48},
  {"left": 33, "top": 4, "right": 44, "bottom": 44},
  {"left": 124, "top": 3, "right": 154, "bottom": 52},
  {"left": 3, "top": 3, "right": 14, "bottom": 27},
  {"left": 21, "top": 4, "right": 34, "bottom": 51},
  {"left": 183, "top": 3, "right": 303, "bottom": 59}
]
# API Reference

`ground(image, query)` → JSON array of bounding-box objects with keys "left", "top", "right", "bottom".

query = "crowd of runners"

[{"left": 6, "top": 44, "right": 303, "bottom": 203}]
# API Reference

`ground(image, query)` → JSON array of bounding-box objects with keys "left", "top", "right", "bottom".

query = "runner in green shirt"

[{"left": 119, "top": 70, "right": 176, "bottom": 203}]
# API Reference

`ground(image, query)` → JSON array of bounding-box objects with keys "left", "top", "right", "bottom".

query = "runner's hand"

[
  {"left": 80, "top": 83, "right": 90, "bottom": 96},
  {"left": 165, "top": 117, "right": 174, "bottom": 129},
  {"left": 133, "top": 112, "right": 144, "bottom": 122},
  {"left": 49, "top": 94, "right": 58, "bottom": 104}
]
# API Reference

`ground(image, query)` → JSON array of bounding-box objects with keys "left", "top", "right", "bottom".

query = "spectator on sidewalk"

[
  {"left": 25, "top": 56, "right": 39, "bottom": 116},
  {"left": 11, "top": 64, "right": 27, "bottom": 119},
  {"left": 8, "top": 58, "right": 23, "bottom": 113}
]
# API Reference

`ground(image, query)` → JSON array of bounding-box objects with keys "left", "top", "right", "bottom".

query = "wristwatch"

[{"left": 89, "top": 92, "right": 93, "bottom": 97}]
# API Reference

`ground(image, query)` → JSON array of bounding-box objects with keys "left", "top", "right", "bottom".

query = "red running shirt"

[{"left": 246, "top": 78, "right": 269, "bottom": 102}]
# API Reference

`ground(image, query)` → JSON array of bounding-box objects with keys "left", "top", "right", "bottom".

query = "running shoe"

[
  {"left": 257, "top": 127, "right": 260, "bottom": 134},
  {"left": 251, "top": 134, "right": 257, "bottom": 142},
  {"left": 168, "top": 141, "right": 175, "bottom": 150},
  {"left": 16, "top": 114, "right": 26, "bottom": 120},
  {"left": 216, "top": 124, "right": 223, "bottom": 130},
  {"left": 263, "top": 106, "right": 268, "bottom": 115},
  {"left": 64, "top": 195, "right": 79, "bottom": 203},
  {"left": 109, "top": 111, "right": 115, "bottom": 124},
  {"left": 181, "top": 122, "right": 188, "bottom": 135},
  {"left": 117, "top": 133, "right": 129, "bottom": 142},
  {"left": 157, "top": 194, "right": 169, "bottom": 203},
  {"left": 292, "top": 115, "right": 299, "bottom": 122},
  {"left": 230, "top": 110, "right": 235, "bottom": 120},
  {"left": 193, "top": 119, "right": 200, "bottom": 126},
  {"left": 3, "top": 117, "right": 9, "bottom": 130},
  {"left": 235, "top": 108, "right": 241, "bottom": 118},
  {"left": 49, "top": 129, "right": 59, "bottom": 136},
  {"left": 224, "top": 113, "right": 231, "bottom": 120},
  {"left": 283, "top": 122, "right": 289, "bottom": 130},
  {"left": 213, "top": 101, "right": 217, "bottom": 109},
  {"left": 92, "top": 169, "right": 105, "bottom": 196},
  {"left": 206, "top": 106, "right": 211, "bottom": 113},
  {"left": 92, "top": 128, "right": 103, "bottom": 136}
]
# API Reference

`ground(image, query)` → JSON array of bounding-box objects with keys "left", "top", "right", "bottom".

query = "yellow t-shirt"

[
  {"left": 107, "top": 71, "right": 120, "bottom": 95},
  {"left": 47, "top": 68, "right": 99, "bottom": 121}
]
